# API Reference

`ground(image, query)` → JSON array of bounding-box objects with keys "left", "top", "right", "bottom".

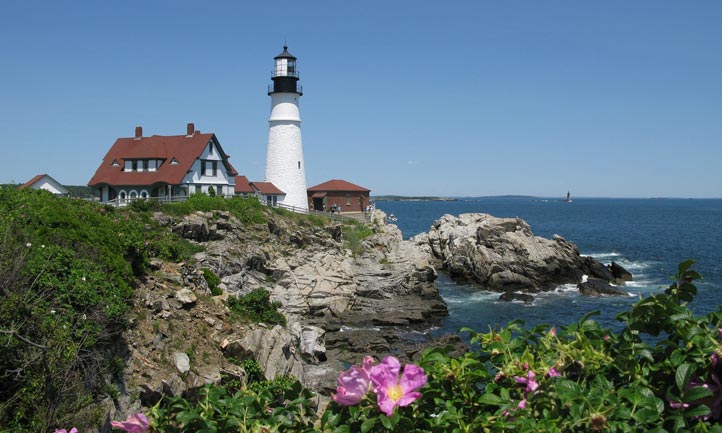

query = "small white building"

[
  {"left": 20, "top": 174, "right": 70, "bottom": 196},
  {"left": 88, "top": 123, "right": 238, "bottom": 204}
]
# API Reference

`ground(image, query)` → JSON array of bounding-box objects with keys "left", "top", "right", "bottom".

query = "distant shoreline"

[
  {"left": 372, "top": 196, "right": 459, "bottom": 202},
  {"left": 372, "top": 195, "right": 722, "bottom": 201}
]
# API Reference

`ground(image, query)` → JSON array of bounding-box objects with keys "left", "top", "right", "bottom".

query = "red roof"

[
  {"left": 88, "top": 131, "right": 237, "bottom": 187},
  {"left": 251, "top": 182, "right": 284, "bottom": 195},
  {"left": 20, "top": 174, "right": 47, "bottom": 189},
  {"left": 234, "top": 175, "right": 254, "bottom": 194},
  {"left": 307, "top": 179, "right": 370, "bottom": 192}
]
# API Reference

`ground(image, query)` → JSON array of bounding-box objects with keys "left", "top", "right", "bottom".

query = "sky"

[{"left": 1, "top": 1, "right": 721, "bottom": 198}]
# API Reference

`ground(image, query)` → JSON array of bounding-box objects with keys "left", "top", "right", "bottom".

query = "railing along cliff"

[{"left": 103, "top": 195, "right": 371, "bottom": 224}]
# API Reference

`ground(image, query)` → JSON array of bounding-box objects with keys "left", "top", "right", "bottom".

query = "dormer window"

[
  {"left": 111, "top": 159, "right": 120, "bottom": 167},
  {"left": 170, "top": 158, "right": 179, "bottom": 165}
]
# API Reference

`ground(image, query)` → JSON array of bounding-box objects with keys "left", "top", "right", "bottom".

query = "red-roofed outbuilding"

[
  {"left": 307, "top": 179, "right": 371, "bottom": 213},
  {"left": 88, "top": 123, "right": 238, "bottom": 203}
]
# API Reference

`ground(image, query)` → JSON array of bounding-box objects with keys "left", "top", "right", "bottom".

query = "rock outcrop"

[
  {"left": 413, "top": 213, "right": 620, "bottom": 293},
  {"left": 119, "top": 208, "right": 450, "bottom": 406},
  {"left": 577, "top": 278, "right": 629, "bottom": 297}
]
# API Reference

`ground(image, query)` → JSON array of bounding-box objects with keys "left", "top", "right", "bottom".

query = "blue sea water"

[{"left": 375, "top": 197, "right": 722, "bottom": 334}]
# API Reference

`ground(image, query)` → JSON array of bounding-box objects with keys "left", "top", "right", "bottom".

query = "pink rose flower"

[
  {"left": 514, "top": 370, "right": 539, "bottom": 396},
  {"left": 547, "top": 367, "right": 561, "bottom": 378},
  {"left": 332, "top": 365, "right": 372, "bottom": 405},
  {"left": 54, "top": 429, "right": 78, "bottom": 433},
  {"left": 369, "top": 355, "right": 427, "bottom": 416},
  {"left": 110, "top": 413, "right": 149, "bottom": 433}
]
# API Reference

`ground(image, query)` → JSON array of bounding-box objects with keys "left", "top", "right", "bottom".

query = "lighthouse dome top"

[{"left": 274, "top": 45, "right": 297, "bottom": 60}]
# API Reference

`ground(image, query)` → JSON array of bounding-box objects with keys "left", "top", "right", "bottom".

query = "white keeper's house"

[{"left": 88, "top": 123, "right": 238, "bottom": 204}]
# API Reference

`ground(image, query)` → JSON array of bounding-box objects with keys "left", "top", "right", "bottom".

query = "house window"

[
  {"left": 202, "top": 161, "right": 218, "bottom": 176},
  {"left": 142, "top": 160, "right": 149, "bottom": 171},
  {"left": 131, "top": 161, "right": 138, "bottom": 172},
  {"left": 201, "top": 161, "right": 218, "bottom": 176},
  {"left": 346, "top": 194, "right": 351, "bottom": 206},
  {"left": 208, "top": 143, "right": 214, "bottom": 155}
]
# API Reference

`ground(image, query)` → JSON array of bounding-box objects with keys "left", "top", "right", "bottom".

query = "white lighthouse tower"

[{"left": 265, "top": 45, "right": 308, "bottom": 211}]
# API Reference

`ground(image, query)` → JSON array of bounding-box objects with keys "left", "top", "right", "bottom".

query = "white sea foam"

[
  {"left": 340, "top": 326, "right": 380, "bottom": 332},
  {"left": 443, "top": 291, "right": 499, "bottom": 304},
  {"left": 588, "top": 252, "right": 622, "bottom": 260}
]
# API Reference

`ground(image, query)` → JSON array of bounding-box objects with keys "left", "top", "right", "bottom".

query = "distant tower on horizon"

[{"left": 264, "top": 45, "right": 308, "bottom": 211}]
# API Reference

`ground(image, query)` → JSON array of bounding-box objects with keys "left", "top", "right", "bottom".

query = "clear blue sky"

[{"left": 2, "top": 1, "right": 721, "bottom": 198}]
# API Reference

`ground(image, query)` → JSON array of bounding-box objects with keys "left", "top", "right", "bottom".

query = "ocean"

[{"left": 374, "top": 197, "right": 722, "bottom": 334}]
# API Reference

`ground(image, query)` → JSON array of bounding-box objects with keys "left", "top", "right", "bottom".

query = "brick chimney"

[
  {"left": 134, "top": 126, "right": 142, "bottom": 140},
  {"left": 186, "top": 122, "right": 195, "bottom": 137}
]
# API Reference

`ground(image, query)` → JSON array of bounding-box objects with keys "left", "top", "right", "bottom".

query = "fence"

[{"left": 103, "top": 194, "right": 373, "bottom": 224}]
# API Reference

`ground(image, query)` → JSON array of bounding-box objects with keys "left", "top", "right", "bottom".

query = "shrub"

[
  {"left": 201, "top": 268, "right": 222, "bottom": 296},
  {"left": 0, "top": 188, "right": 197, "bottom": 432},
  {"left": 164, "top": 194, "right": 267, "bottom": 225},
  {"left": 226, "top": 288, "right": 286, "bottom": 326},
  {"left": 342, "top": 222, "right": 374, "bottom": 256}
]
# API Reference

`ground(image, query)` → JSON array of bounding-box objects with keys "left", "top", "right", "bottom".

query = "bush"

[
  {"left": 164, "top": 194, "right": 267, "bottom": 225},
  {"left": 226, "top": 288, "right": 286, "bottom": 326},
  {"left": 201, "top": 268, "right": 222, "bottom": 296},
  {"left": 0, "top": 188, "right": 197, "bottom": 432},
  {"left": 342, "top": 222, "right": 374, "bottom": 256}
]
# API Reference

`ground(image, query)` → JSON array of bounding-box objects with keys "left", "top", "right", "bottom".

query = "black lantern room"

[{"left": 268, "top": 45, "right": 302, "bottom": 95}]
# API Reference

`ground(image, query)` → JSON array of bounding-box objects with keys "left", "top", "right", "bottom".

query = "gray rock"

[
  {"left": 578, "top": 278, "right": 628, "bottom": 297},
  {"left": 172, "top": 351, "right": 190, "bottom": 374},
  {"left": 581, "top": 256, "right": 614, "bottom": 281},
  {"left": 172, "top": 213, "right": 209, "bottom": 241},
  {"left": 499, "top": 292, "right": 535, "bottom": 303},
  {"left": 174, "top": 288, "right": 197, "bottom": 305},
  {"left": 149, "top": 258, "right": 164, "bottom": 271},
  {"left": 422, "top": 213, "right": 603, "bottom": 292},
  {"left": 610, "top": 262, "right": 633, "bottom": 281}
]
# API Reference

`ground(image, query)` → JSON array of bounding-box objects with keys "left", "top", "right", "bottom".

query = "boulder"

[
  {"left": 581, "top": 256, "right": 615, "bottom": 281},
  {"left": 610, "top": 262, "right": 633, "bottom": 281},
  {"left": 499, "top": 292, "right": 535, "bottom": 303},
  {"left": 578, "top": 278, "right": 628, "bottom": 297},
  {"left": 172, "top": 213, "right": 209, "bottom": 241},
  {"left": 421, "top": 213, "right": 602, "bottom": 292},
  {"left": 172, "top": 351, "right": 190, "bottom": 374},
  {"left": 174, "top": 288, "right": 197, "bottom": 306}
]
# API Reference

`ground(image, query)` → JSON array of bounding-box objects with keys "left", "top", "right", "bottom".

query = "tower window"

[{"left": 298, "top": 161, "right": 301, "bottom": 169}]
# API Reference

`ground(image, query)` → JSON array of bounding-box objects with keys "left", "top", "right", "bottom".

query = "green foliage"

[
  {"left": 342, "top": 222, "right": 374, "bottom": 256},
  {"left": 226, "top": 288, "right": 287, "bottom": 326},
  {"left": 152, "top": 261, "right": 722, "bottom": 433},
  {"left": 164, "top": 194, "right": 267, "bottom": 225},
  {"left": 317, "top": 260, "right": 722, "bottom": 433},
  {"left": 0, "top": 188, "right": 196, "bottom": 432},
  {"left": 150, "top": 382, "right": 317, "bottom": 433},
  {"left": 201, "top": 268, "right": 222, "bottom": 296},
  {"left": 128, "top": 198, "right": 163, "bottom": 213}
]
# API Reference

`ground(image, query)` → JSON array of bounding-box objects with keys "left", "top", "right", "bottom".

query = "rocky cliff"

[{"left": 116, "top": 208, "right": 450, "bottom": 418}]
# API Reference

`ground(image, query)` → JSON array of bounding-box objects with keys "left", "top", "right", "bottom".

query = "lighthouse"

[{"left": 265, "top": 45, "right": 308, "bottom": 211}]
